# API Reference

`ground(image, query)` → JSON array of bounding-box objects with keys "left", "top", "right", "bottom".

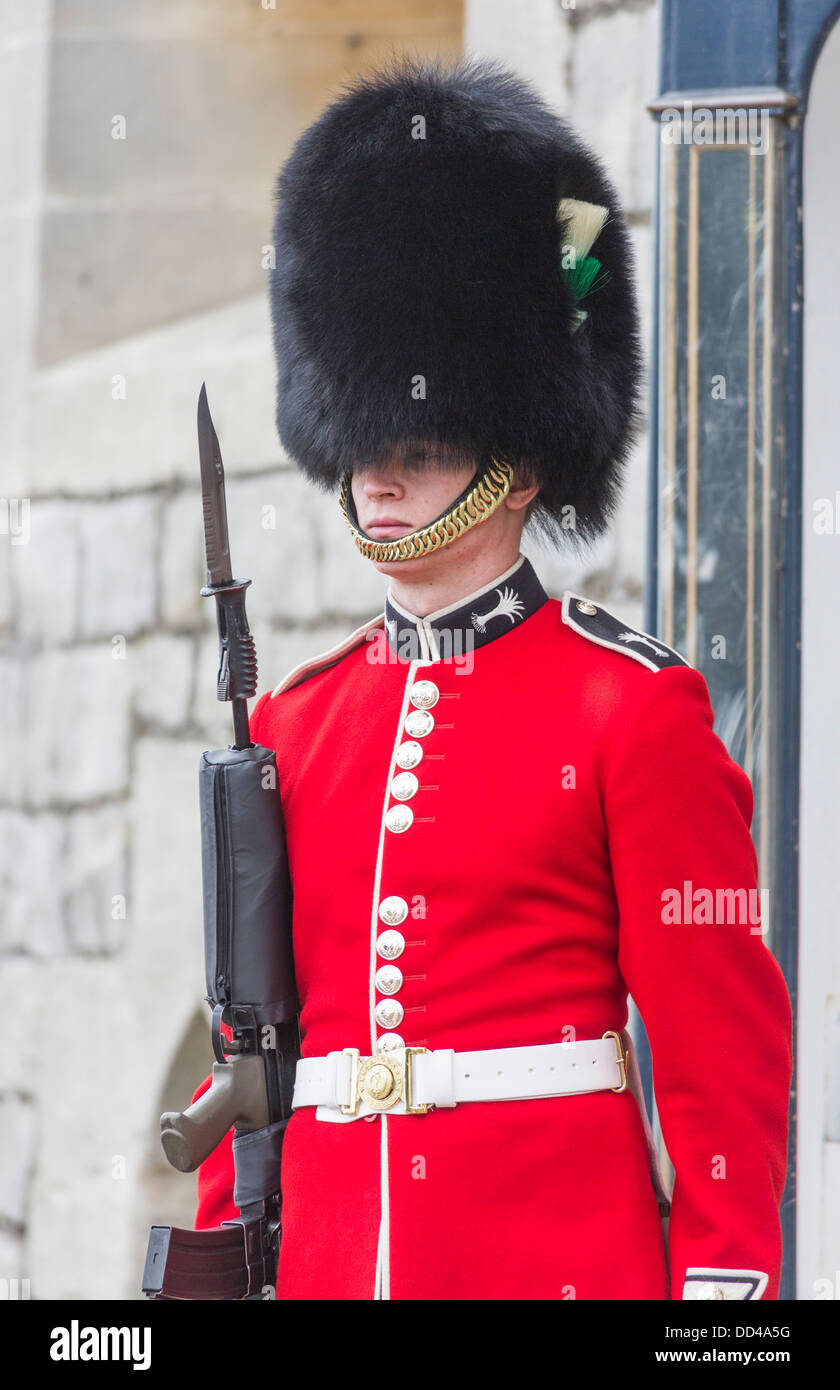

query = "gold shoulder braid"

[{"left": 338, "top": 458, "right": 515, "bottom": 562}]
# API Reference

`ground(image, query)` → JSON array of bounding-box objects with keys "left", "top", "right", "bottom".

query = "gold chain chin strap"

[{"left": 338, "top": 458, "right": 515, "bottom": 562}]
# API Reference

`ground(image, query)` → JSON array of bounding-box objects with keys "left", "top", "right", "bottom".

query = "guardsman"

[{"left": 191, "top": 58, "right": 792, "bottom": 1301}]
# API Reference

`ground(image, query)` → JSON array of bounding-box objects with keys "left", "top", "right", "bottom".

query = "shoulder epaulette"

[
  {"left": 561, "top": 591, "right": 689, "bottom": 672},
  {"left": 271, "top": 613, "right": 384, "bottom": 697}
]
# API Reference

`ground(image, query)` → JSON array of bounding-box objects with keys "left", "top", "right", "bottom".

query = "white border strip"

[
  {"left": 385, "top": 553, "right": 525, "bottom": 625},
  {"left": 364, "top": 657, "right": 422, "bottom": 1301}
]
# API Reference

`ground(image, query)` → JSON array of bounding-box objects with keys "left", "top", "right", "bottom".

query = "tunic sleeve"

[
  {"left": 193, "top": 690, "right": 274, "bottom": 1231},
  {"left": 603, "top": 664, "right": 793, "bottom": 1300}
]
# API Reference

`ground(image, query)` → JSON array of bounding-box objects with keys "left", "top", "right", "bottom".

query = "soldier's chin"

[
  {"left": 370, "top": 536, "right": 470, "bottom": 580},
  {"left": 371, "top": 550, "right": 436, "bottom": 578}
]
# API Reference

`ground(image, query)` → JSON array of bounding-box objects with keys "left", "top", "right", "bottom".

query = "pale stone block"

[
  {"left": 0, "top": 809, "right": 65, "bottom": 958},
  {"left": 0, "top": 534, "right": 12, "bottom": 637},
  {"left": 24, "top": 959, "right": 143, "bottom": 1298},
  {"left": 22, "top": 645, "right": 131, "bottom": 806},
  {"left": 35, "top": 203, "right": 273, "bottom": 369},
  {"left": 51, "top": 0, "right": 461, "bottom": 39},
  {"left": 0, "top": 1229, "right": 25, "bottom": 1290},
  {"left": 0, "top": 24, "right": 50, "bottom": 206},
  {"left": 64, "top": 803, "right": 129, "bottom": 956},
  {"left": 129, "top": 737, "right": 205, "bottom": 1004},
  {"left": 0, "top": 957, "right": 48, "bottom": 1092},
  {"left": 24, "top": 770, "right": 213, "bottom": 1297},
  {"left": 0, "top": 0, "right": 51, "bottom": 35},
  {"left": 571, "top": 4, "right": 659, "bottom": 213},
  {"left": 317, "top": 493, "right": 392, "bottom": 619},
  {"left": 160, "top": 490, "right": 205, "bottom": 629},
  {"left": 464, "top": 0, "right": 572, "bottom": 110},
  {"left": 46, "top": 38, "right": 269, "bottom": 199},
  {"left": 131, "top": 633, "right": 194, "bottom": 732},
  {"left": 225, "top": 470, "right": 322, "bottom": 624},
  {"left": 0, "top": 657, "right": 25, "bottom": 803},
  {"left": 257, "top": 623, "right": 367, "bottom": 698},
  {"left": 77, "top": 494, "right": 159, "bottom": 640},
  {"left": 0, "top": 213, "right": 39, "bottom": 497},
  {"left": 11, "top": 498, "right": 80, "bottom": 645},
  {"left": 25, "top": 295, "right": 281, "bottom": 497},
  {"left": 0, "top": 1095, "right": 35, "bottom": 1226},
  {"left": 129, "top": 741, "right": 212, "bottom": 1057}
]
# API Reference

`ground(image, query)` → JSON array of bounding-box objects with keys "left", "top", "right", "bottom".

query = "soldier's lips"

[{"left": 365, "top": 520, "right": 414, "bottom": 538}]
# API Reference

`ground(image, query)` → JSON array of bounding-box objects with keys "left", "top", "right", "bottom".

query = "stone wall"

[{"left": 0, "top": 0, "right": 658, "bottom": 1298}]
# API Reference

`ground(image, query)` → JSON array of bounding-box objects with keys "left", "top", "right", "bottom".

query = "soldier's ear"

[{"left": 505, "top": 467, "right": 540, "bottom": 513}]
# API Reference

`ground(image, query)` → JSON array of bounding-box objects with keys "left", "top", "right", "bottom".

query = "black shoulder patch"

[{"left": 561, "top": 592, "right": 689, "bottom": 672}]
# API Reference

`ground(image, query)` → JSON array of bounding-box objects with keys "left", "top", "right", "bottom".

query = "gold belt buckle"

[
  {"left": 340, "top": 1046, "right": 428, "bottom": 1115},
  {"left": 602, "top": 1030, "right": 629, "bottom": 1093}
]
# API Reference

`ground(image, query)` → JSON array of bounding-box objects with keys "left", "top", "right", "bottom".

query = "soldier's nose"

[{"left": 361, "top": 471, "right": 405, "bottom": 500}]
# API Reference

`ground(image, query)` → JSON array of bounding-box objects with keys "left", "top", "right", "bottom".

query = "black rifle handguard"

[{"left": 199, "top": 743, "right": 297, "bottom": 1035}]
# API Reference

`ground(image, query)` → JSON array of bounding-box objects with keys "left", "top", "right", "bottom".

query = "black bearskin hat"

[{"left": 269, "top": 57, "right": 641, "bottom": 543}]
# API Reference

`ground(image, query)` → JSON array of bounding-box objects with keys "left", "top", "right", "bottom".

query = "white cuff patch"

[{"left": 682, "top": 1268, "right": 769, "bottom": 1301}]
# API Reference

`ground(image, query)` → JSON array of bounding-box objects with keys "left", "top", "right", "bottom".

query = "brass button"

[
  {"left": 385, "top": 804, "right": 413, "bottom": 834},
  {"left": 404, "top": 709, "right": 434, "bottom": 739},
  {"left": 378, "top": 896, "right": 408, "bottom": 926},
  {"left": 376, "top": 1032, "right": 405, "bottom": 1052},
  {"left": 395, "top": 740, "right": 423, "bottom": 770},
  {"left": 390, "top": 771, "right": 419, "bottom": 802},
  {"left": 576, "top": 600, "right": 598, "bottom": 616},
  {"left": 375, "top": 998, "right": 405, "bottom": 1029},
  {"left": 375, "top": 963, "right": 403, "bottom": 995},
  {"left": 409, "top": 680, "right": 439, "bottom": 710},
  {"left": 377, "top": 929, "right": 406, "bottom": 960}
]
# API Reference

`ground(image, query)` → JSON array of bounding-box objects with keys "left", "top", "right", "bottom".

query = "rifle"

[{"left": 142, "top": 386, "right": 300, "bottom": 1300}]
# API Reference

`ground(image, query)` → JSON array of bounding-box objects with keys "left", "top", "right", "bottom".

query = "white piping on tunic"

[
  {"left": 385, "top": 554, "right": 525, "bottom": 624},
  {"left": 365, "top": 656, "right": 424, "bottom": 1299},
  {"left": 385, "top": 558, "right": 527, "bottom": 667},
  {"left": 379, "top": 1114, "right": 390, "bottom": 1298},
  {"left": 373, "top": 1210, "right": 383, "bottom": 1300}
]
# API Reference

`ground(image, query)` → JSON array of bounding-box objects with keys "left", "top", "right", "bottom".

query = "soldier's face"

[
  {"left": 350, "top": 444, "right": 538, "bottom": 581},
  {"left": 351, "top": 446, "right": 475, "bottom": 547}
]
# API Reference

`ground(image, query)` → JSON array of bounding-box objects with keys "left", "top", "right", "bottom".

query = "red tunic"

[{"left": 191, "top": 567, "right": 792, "bottom": 1301}]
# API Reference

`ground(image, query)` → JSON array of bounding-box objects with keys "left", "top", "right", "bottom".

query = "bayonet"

[
  {"left": 198, "top": 383, "right": 233, "bottom": 588},
  {"left": 197, "top": 383, "right": 256, "bottom": 749}
]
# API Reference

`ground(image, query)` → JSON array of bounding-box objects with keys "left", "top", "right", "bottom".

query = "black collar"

[{"left": 383, "top": 555, "right": 548, "bottom": 662}]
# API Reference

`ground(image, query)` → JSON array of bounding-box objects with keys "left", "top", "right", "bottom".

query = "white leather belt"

[{"left": 292, "top": 1033, "right": 628, "bottom": 1121}]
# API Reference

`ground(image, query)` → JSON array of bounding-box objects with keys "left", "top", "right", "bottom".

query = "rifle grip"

[{"left": 160, "top": 1056, "right": 270, "bottom": 1173}]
